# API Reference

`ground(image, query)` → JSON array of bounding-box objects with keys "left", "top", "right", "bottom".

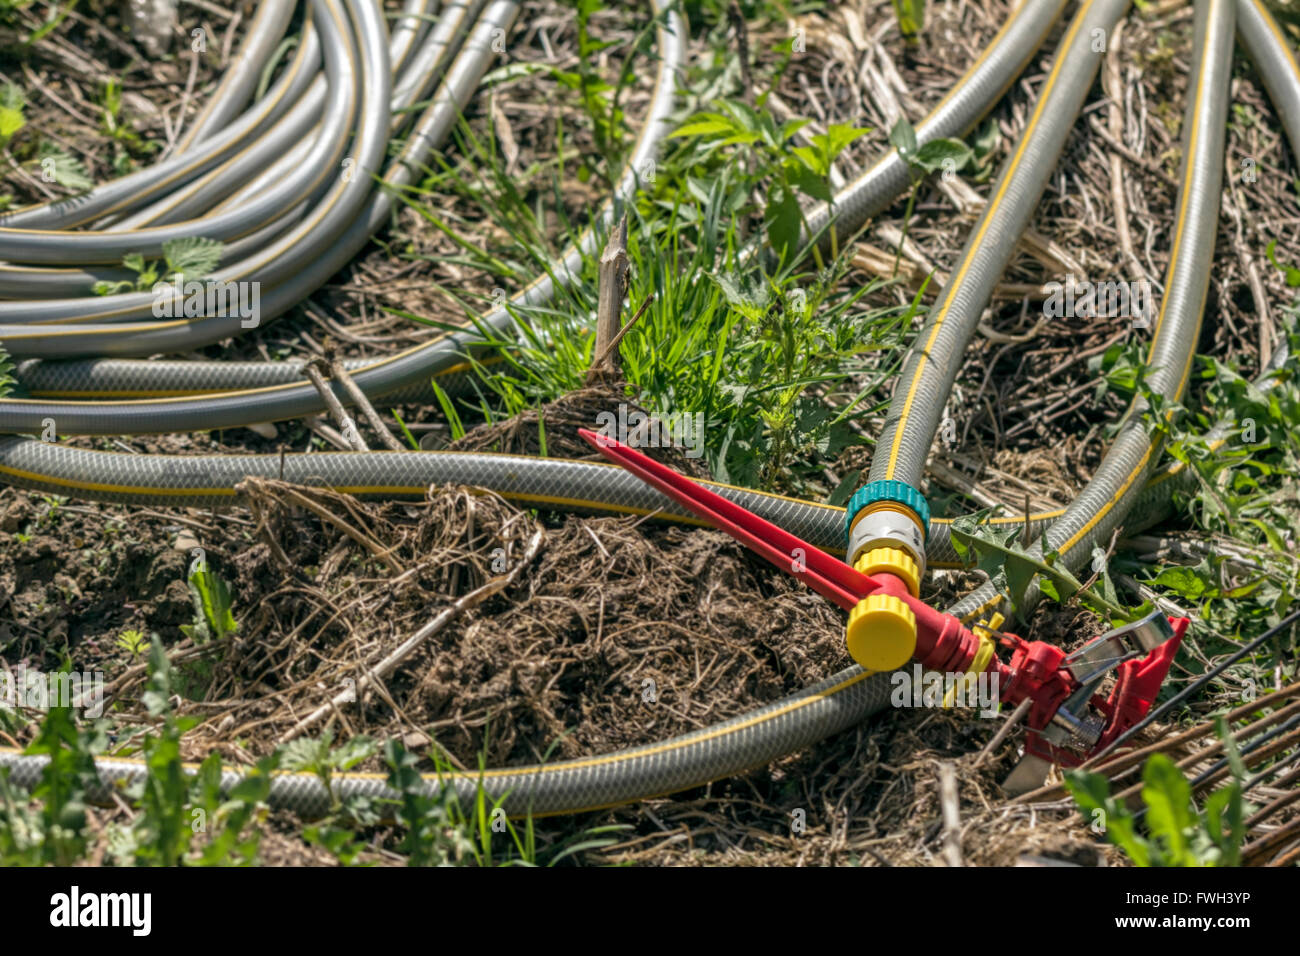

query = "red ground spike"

[{"left": 579, "top": 429, "right": 880, "bottom": 610}]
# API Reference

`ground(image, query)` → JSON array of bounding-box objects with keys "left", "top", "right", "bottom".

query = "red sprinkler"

[{"left": 579, "top": 428, "right": 1187, "bottom": 791}]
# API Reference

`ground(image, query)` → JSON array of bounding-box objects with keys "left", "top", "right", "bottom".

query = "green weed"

[
  {"left": 0, "top": 642, "right": 276, "bottom": 866},
  {"left": 1065, "top": 720, "right": 1249, "bottom": 866},
  {"left": 93, "top": 236, "right": 224, "bottom": 296},
  {"left": 889, "top": 0, "right": 926, "bottom": 41}
]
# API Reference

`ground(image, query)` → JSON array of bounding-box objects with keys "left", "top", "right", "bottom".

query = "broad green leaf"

[
  {"left": 765, "top": 185, "right": 802, "bottom": 263},
  {"left": 891, "top": 0, "right": 926, "bottom": 38},
  {"left": 162, "top": 236, "right": 223, "bottom": 279},
  {"left": 1064, "top": 770, "right": 1151, "bottom": 867},
  {"left": 0, "top": 84, "right": 24, "bottom": 143},
  {"left": 1150, "top": 564, "right": 1213, "bottom": 600},
  {"left": 889, "top": 117, "right": 917, "bottom": 159},
  {"left": 824, "top": 123, "right": 870, "bottom": 155},
  {"left": 188, "top": 565, "right": 239, "bottom": 639},
  {"left": 913, "top": 138, "right": 973, "bottom": 174},
  {"left": 0, "top": 108, "right": 22, "bottom": 143},
  {"left": 1266, "top": 240, "right": 1300, "bottom": 287},
  {"left": 1142, "top": 753, "right": 1197, "bottom": 866}
]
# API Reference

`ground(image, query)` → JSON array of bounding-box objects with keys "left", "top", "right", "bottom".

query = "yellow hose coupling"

[
  {"left": 854, "top": 547, "right": 921, "bottom": 597},
  {"left": 846, "top": 593, "right": 917, "bottom": 672},
  {"left": 846, "top": 503, "right": 927, "bottom": 578}
]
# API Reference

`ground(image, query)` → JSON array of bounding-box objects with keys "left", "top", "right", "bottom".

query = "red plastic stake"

[
  {"left": 1093, "top": 616, "right": 1189, "bottom": 753},
  {"left": 579, "top": 429, "right": 881, "bottom": 610}
]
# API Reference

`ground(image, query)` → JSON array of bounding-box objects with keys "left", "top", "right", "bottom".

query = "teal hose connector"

[{"left": 844, "top": 480, "right": 932, "bottom": 541}]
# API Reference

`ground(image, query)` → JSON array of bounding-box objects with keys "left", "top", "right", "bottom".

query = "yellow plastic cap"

[
  {"left": 846, "top": 594, "right": 917, "bottom": 671},
  {"left": 854, "top": 547, "right": 921, "bottom": 597}
]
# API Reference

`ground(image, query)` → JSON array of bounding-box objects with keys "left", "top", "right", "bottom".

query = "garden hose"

[
  {"left": 794, "top": 0, "right": 1069, "bottom": 255},
  {"left": 948, "top": 0, "right": 1235, "bottom": 626},
  {"left": 0, "top": 412, "right": 1258, "bottom": 571},
  {"left": 0, "top": 0, "right": 1062, "bottom": 429},
  {"left": 870, "top": 0, "right": 1131, "bottom": 493},
  {"left": 0, "top": 0, "right": 1292, "bottom": 817},
  {"left": 843, "top": 0, "right": 1129, "bottom": 584}
]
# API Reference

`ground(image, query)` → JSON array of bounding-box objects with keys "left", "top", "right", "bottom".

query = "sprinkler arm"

[
  {"left": 579, "top": 430, "right": 1186, "bottom": 782},
  {"left": 1001, "top": 611, "right": 1188, "bottom": 793}
]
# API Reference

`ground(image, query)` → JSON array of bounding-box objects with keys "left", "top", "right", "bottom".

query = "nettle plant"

[
  {"left": 0, "top": 82, "right": 92, "bottom": 210},
  {"left": 0, "top": 642, "right": 276, "bottom": 867},
  {"left": 92, "top": 237, "right": 224, "bottom": 296},
  {"left": 0, "top": 343, "right": 14, "bottom": 399},
  {"left": 1087, "top": 308, "right": 1300, "bottom": 665},
  {"left": 888, "top": 117, "right": 974, "bottom": 271},
  {"left": 551, "top": 0, "right": 632, "bottom": 185},
  {"left": 704, "top": 257, "right": 887, "bottom": 489},
  {"left": 949, "top": 517, "right": 1138, "bottom": 623},
  {"left": 97, "top": 78, "right": 159, "bottom": 176}
]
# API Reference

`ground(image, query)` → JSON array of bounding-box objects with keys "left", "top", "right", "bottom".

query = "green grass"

[
  {"left": 1133, "top": 315, "right": 1300, "bottom": 697},
  {"left": 386, "top": 3, "right": 920, "bottom": 499},
  {"left": 0, "top": 640, "right": 277, "bottom": 867},
  {"left": 1065, "top": 720, "right": 1250, "bottom": 867}
]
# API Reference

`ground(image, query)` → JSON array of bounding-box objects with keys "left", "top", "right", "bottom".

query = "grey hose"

[
  {"left": 172, "top": 0, "right": 301, "bottom": 153},
  {"left": 0, "top": 6, "right": 326, "bottom": 232},
  {"left": 0, "top": 0, "right": 1055, "bottom": 429},
  {"left": 871, "top": 0, "right": 1133, "bottom": 490},
  {"left": 0, "top": 0, "right": 466, "bottom": 317},
  {"left": 1237, "top": 0, "right": 1300, "bottom": 152},
  {"left": 949, "top": 0, "right": 1235, "bottom": 624},
  {"left": 0, "top": 0, "right": 1281, "bottom": 818},
  {"left": 796, "top": 0, "right": 1068, "bottom": 253},
  {"left": 0, "top": 0, "right": 392, "bottom": 315}
]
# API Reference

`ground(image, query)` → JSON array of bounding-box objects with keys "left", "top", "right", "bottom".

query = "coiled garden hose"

[
  {"left": 0, "top": 0, "right": 1059, "bottom": 430},
  {"left": 0, "top": 0, "right": 1293, "bottom": 817}
]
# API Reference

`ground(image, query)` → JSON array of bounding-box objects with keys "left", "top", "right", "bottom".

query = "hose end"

[
  {"left": 845, "top": 480, "right": 931, "bottom": 539},
  {"left": 845, "top": 481, "right": 930, "bottom": 581},
  {"left": 846, "top": 593, "right": 917, "bottom": 671}
]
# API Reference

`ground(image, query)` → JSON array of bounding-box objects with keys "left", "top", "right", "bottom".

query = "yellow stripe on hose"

[
  {"left": 1056, "top": 0, "right": 1224, "bottom": 560},
  {"left": 0, "top": 6, "right": 319, "bottom": 230},
  {"left": 884, "top": 0, "right": 1098, "bottom": 480},
  {"left": 1255, "top": 0, "right": 1300, "bottom": 89},
  {"left": 0, "top": 463, "right": 237, "bottom": 498},
  {"left": 0, "top": 669, "right": 879, "bottom": 788},
  {"left": 446, "top": 670, "right": 879, "bottom": 782},
  {"left": 24, "top": 356, "right": 502, "bottom": 400}
]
